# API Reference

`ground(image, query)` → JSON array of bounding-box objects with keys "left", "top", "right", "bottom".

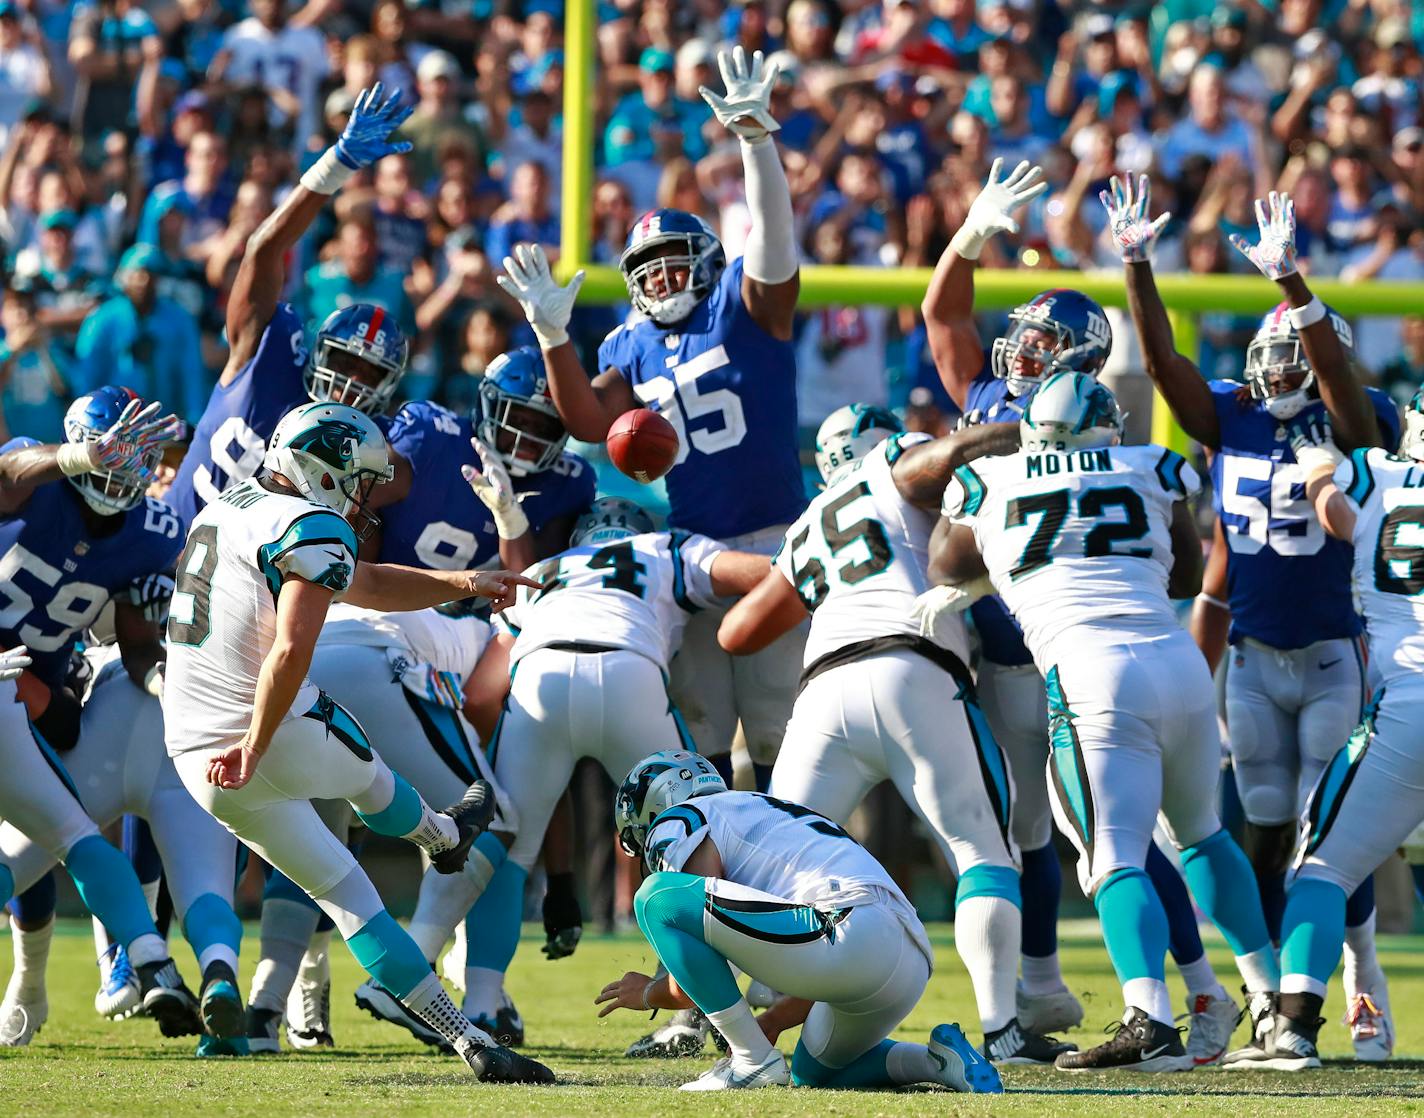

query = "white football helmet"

[
  {"left": 1244, "top": 302, "right": 1354, "bottom": 421},
  {"left": 570, "top": 495, "right": 656, "bottom": 548},
  {"left": 814, "top": 403, "right": 904, "bottom": 485},
  {"left": 1019, "top": 371, "right": 1123, "bottom": 451},
  {"left": 263, "top": 402, "right": 393, "bottom": 536},
  {"left": 615, "top": 750, "right": 726, "bottom": 858}
]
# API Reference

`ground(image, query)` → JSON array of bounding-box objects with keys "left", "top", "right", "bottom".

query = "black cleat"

[
  {"left": 1054, "top": 1007, "right": 1192, "bottom": 1073},
  {"left": 457, "top": 1036, "right": 556, "bottom": 1084},
  {"left": 470, "top": 1002, "right": 525, "bottom": 1047},
  {"left": 199, "top": 961, "right": 245, "bottom": 1040},
  {"left": 432, "top": 780, "right": 497, "bottom": 875},
  {"left": 1224, "top": 991, "right": 1323, "bottom": 1071},
  {"left": 984, "top": 1018, "right": 1077, "bottom": 1064},
  {"left": 137, "top": 958, "right": 202, "bottom": 1038},
  {"left": 245, "top": 1005, "right": 282, "bottom": 1054}
]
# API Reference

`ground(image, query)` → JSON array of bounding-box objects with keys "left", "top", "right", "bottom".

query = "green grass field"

[{"left": 3, "top": 921, "right": 1424, "bottom": 1115}]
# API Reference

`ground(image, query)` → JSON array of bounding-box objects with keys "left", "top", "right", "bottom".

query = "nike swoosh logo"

[
  {"left": 1319, "top": 658, "right": 1342, "bottom": 670},
  {"left": 1142, "top": 1044, "right": 1171, "bottom": 1060},
  {"left": 324, "top": 549, "right": 347, "bottom": 562}
]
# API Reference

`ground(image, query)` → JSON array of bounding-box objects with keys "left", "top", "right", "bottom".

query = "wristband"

[
  {"left": 144, "top": 663, "right": 165, "bottom": 699},
  {"left": 491, "top": 499, "right": 530, "bottom": 541},
  {"left": 641, "top": 980, "right": 656, "bottom": 1011},
  {"left": 1289, "top": 296, "right": 1326, "bottom": 330},
  {"left": 300, "top": 147, "right": 358, "bottom": 196},
  {"left": 948, "top": 225, "right": 987, "bottom": 261},
  {"left": 56, "top": 442, "right": 94, "bottom": 477},
  {"left": 1196, "top": 593, "right": 1229, "bottom": 612}
]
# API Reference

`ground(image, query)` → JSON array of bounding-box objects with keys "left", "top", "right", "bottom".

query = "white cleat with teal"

[{"left": 678, "top": 1050, "right": 790, "bottom": 1091}]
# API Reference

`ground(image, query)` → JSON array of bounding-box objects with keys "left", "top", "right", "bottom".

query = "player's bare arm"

[
  {"left": 112, "top": 600, "right": 165, "bottom": 694},
  {"left": 1103, "top": 175, "right": 1220, "bottom": 447},
  {"left": 922, "top": 160, "right": 1047, "bottom": 407},
  {"left": 719, "top": 568, "right": 806, "bottom": 655},
  {"left": 708, "top": 549, "right": 772, "bottom": 597},
  {"left": 1228, "top": 191, "right": 1379, "bottom": 450},
  {"left": 462, "top": 631, "right": 513, "bottom": 743},
  {"left": 1190, "top": 517, "right": 1232, "bottom": 673},
  {"left": 345, "top": 561, "right": 543, "bottom": 614},
  {"left": 927, "top": 519, "right": 990, "bottom": 588},
  {"left": 892, "top": 423, "right": 1022, "bottom": 510},
  {"left": 1166, "top": 500, "right": 1204, "bottom": 600},
  {"left": 1292, "top": 418, "right": 1356, "bottom": 540}
]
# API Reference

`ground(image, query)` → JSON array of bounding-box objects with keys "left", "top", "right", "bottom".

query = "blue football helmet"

[
  {"left": 615, "top": 750, "right": 726, "bottom": 858},
  {"left": 620, "top": 208, "right": 726, "bottom": 326},
  {"left": 991, "top": 289, "right": 1113, "bottom": 397},
  {"left": 1244, "top": 300, "right": 1354, "bottom": 421},
  {"left": 570, "top": 496, "right": 656, "bottom": 548},
  {"left": 306, "top": 304, "right": 409, "bottom": 415},
  {"left": 1019, "top": 371, "right": 1123, "bottom": 452},
  {"left": 62, "top": 385, "right": 160, "bottom": 515},
  {"left": 475, "top": 346, "right": 568, "bottom": 476}
]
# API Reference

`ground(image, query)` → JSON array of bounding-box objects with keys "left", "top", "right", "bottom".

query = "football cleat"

[
  {"left": 196, "top": 1034, "right": 251, "bottom": 1057},
  {"left": 199, "top": 961, "right": 245, "bottom": 1040},
  {"left": 1345, "top": 989, "right": 1393, "bottom": 1062},
  {"left": 0, "top": 993, "right": 45, "bottom": 1047},
  {"left": 678, "top": 1050, "right": 789, "bottom": 1092},
  {"left": 1221, "top": 989, "right": 1276, "bottom": 1070},
  {"left": 245, "top": 1005, "right": 283, "bottom": 1054},
  {"left": 355, "top": 980, "right": 453, "bottom": 1052},
  {"left": 1223, "top": 1007, "right": 1322, "bottom": 1072},
  {"left": 95, "top": 942, "right": 141, "bottom": 1020},
  {"left": 1016, "top": 982, "right": 1084, "bottom": 1034},
  {"left": 930, "top": 1022, "right": 1004, "bottom": 1092},
  {"left": 1182, "top": 991, "right": 1241, "bottom": 1067},
  {"left": 137, "top": 958, "right": 202, "bottom": 1038},
  {"left": 1054, "top": 1007, "right": 1192, "bottom": 1073},
  {"left": 285, "top": 948, "right": 334, "bottom": 1049},
  {"left": 625, "top": 1006, "right": 709, "bottom": 1058},
  {"left": 983, "top": 1018, "right": 1076, "bottom": 1065},
  {"left": 431, "top": 780, "right": 497, "bottom": 875},
  {"left": 470, "top": 998, "right": 524, "bottom": 1047},
  {"left": 455, "top": 1035, "right": 555, "bottom": 1084}
]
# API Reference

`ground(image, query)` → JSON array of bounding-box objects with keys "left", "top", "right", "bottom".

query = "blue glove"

[{"left": 333, "top": 83, "right": 414, "bottom": 171}]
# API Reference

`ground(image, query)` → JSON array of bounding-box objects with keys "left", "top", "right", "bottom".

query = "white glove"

[
  {"left": 1099, "top": 174, "right": 1172, "bottom": 263},
  {"left": 143, "top": 662, "right": 165, "bottom": 699},
  {"left": 495, "top": 244, "right": 585, "bottom": 350},
  {"left": 461, "top": 437, "right": 530, "bottom": 540},
  {"left": 913, "top": 579, "right": 994, "bottom": 647},
  {"left": 949, "top": 158, "right": 1048, "bottom": 261},
  {"left": 1228, "top": 191, "right": 1299, "bottom": 281},
  {"left": 699, "top": 46, "right": 780, "bottom": 143},
  {"left": 1286, "top": 413, "right": 1343, "bottom": 476},
  {"left": 0, "top": 644, "right": 31, "bottom": 683}
]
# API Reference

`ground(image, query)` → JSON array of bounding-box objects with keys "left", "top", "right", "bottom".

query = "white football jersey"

[
  {"left": 164, "top": 479, "right": 359, "bottom": 755},
  {"left": 1337, "top": 448, "right": 1424, "bottom": 684},
  {"left": 321, "top": 603, "right": 492, "bottom": 682},
  {"left": 498, "top": 531, "right": 723, "bottom": 668},
  {"left": 776, "top": 433, "right": 969, "bottom": 667},
  {"left": 946, "top": 443, "right": 1198, "bottom": 667}
]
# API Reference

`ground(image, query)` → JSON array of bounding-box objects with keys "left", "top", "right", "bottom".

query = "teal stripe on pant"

[
  {"left": 1282, "top": 878, "right": 1347, "bottom": 987},
  {"left": 1094, "top": 867, "right": 1168, "bottom": 985},
  {"left": 65, "top": 834, "right": 157, "bottom": 949},
  {"left": 466, "top": 860, "right": 527, "bottom": 973},
  {"left": 634, "top": 872, "right": 741, "bottom": 1015},
  {"left": 181, "top": 892, "right": 243, "bottom": 962},
  {"left": 346, "top": 909, "right": 433, "bottom": 1000},
  {"left": 0, "top": 861, "right": 13, "bottom": 907},
  {"left": 791, "top": 1038, "right": 894, "bottom": 1087},
  {"left": 355, "top": 773, "right": 422, "bottom": 836},
  {"left": 955, "top": 864, "right": 1021, "bottom": 908},
  {"left": 1179, "top": 828, "right": 1272, "bottom": 958}
]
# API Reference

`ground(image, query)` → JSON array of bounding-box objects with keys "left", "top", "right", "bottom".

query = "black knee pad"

[{"left": 1242, "top": 821, "right": 1295, "bottom": 878}]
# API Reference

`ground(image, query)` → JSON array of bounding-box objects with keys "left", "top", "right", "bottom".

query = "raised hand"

[
  {"left": 700, "top": 46, "right": 780, "bottom": 142},
  {"left": 0, "top": 644, "right": 31, "bottom": 683},
  {"left": 950, "top": 158, "right": 1048, "bottom": 260},
  {"left": 1099, "top": 174, "right": 1171, "bottom": 263},
  {"left": 1286, "top": 411, "right": 1343, "bottom": 474},
  {"left": 90, "top": 398, "right": 182, "bottom": 473},
  {"left": 496, "top": 243, "right": 585, "bottom": 350},
  {"left": 334, "top": 82, "right": 415, "bottom": 171},
  {"left": 1229, "top": 190, "right": 1299, "bottom": 281},
  {"left": 460, "top": 437, "right": 529, "bottom": 539}
]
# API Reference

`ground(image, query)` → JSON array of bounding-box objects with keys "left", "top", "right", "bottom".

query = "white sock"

[
  {"left": 1123, "top": 977, "right": 1173, "bottom": 1026},
  {"left": 1343, "top": 911, "right": 1384, "bottom": 990},
  {"left": 1234, "top": 945, "right": 1280, "bottom": 994},
  {"left": 141, "top": 879, "right": 161, "bottom": 921},
  {"left": 91, "top": 915, "right": 111, "bottom": 961},
  {"left": 706, "top": 1001, "right": 774, "bottom": 1065},
  {"left": 954, "top": 895, "right": 1020, "bottom": 1033},
  {"left": 249, "top": 898, "right": 320, "bottom": 1013},
  {"left": 402, "top": 803, "right": 461, "bottom": 856},
  {"left": 301, "top": 929, "right": 333, "bottom": 978},
  {"left": 126, "top": 932, "right": 168, "bottom": 968},
  {"left": 7, "top": 916, "right": 53, "bottom": 1002},
  {"left": 1020, "top": 951, "right": 1065, "bottom": 995},
  {"left": 402, "top": 971, "right": 494, "bottom": 1048},
  {"left": 198, "top": 943, "right": 239, "bottom": 976},
  {"left": 407, "top": 868, "right": 480, "bottom": 962},
  {"left": 885, "top": 1040, "right": 939, "bottom": 1084},
  {"left": 1280, "top": 973, "right": 1327, "bottom": 998},
  {"left": 1177, "top": 954, "right": 1228, "bottom": 1001},
  {"left": 464, "top": 966, "right": 506, "bottom": 1018}
]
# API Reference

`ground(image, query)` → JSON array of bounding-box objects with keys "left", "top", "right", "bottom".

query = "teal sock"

[
  {"left": 634, "top": 872, "right": 741, "bottom": 1014},
  {"left": 466, "top": 860, "right": 527, "bottom": 972},
  {"left": 1180, "top": 829, "right": 1272, "bottom": 957},
  {"left": 65, "top": 834, "right": 158, "bottom": 948},
  {"left": 0, "top": 861, "right": 12, "bottom": 907},
  {"left": 346, "top": 910, "right": 433, "bottom": 1000},
  {"left": 181, "top": 892, "right": 243, "bottom": 964},
  {"left": 1282, "top": 878, "right": 1347, "bottom": 988},
  {"left": 1094, "top": 867, "right": 1168, "bottom": 985},
  {"left": 354, "top": 773, "right": 423, "bottom": 837},
  {"left": 955, "top": 863, "right": 1022, "bottom": 907},
  {"left": 791, "top": 1039, "right": 895, "bottom": 1087}
]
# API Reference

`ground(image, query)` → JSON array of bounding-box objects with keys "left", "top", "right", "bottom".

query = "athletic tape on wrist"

[
  {"left": 1289, "top": 296, "right": 1326, "bottom": 330},
  {"left": 300, "top": 148, "right": 357, "bottom": 196},
  {"left": 56, "top": 442, "right": 94, "bottom": 477}
]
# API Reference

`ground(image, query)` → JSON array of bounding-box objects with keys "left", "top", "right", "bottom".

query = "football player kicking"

[
  {"left": 0, "top": 387, "right": 206, "bottom": 1043},
  {"left": 1226, "top": 399, "right": 1424, "bottom": 1068},
  {"left": 928, "top": 373, "right": 1280, "bottom": 1072},
  {"left": 597, "top": 751, "right": 1002, "bottom": 1093},
  {"left": 719, "top": 405, "right": 1069, "bottom": 1066},
  {"left": 1106, "top": 177, "right": 1399, "bottom": 1058},
  {"left": 161, "top": 401, "right": 551, "bottom": 1083}
]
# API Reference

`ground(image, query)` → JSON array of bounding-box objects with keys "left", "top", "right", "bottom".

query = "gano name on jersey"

[
  {"left": 645, "top": 790, "right": 931, "bottom": 962},
  {"left": 380, "top": 400, "right": 595, "bottom": 570},
  {"left": 497, "top": 530, "right": 723, "bottom": 669},
  {"left": 0, "top": 439, "right": 184, "bottom": 687},
  {"left": 774, "top": 431, "right": 970, "bottom": 667},
  {"left": 1338, "top": 447, "right": 1424, "bottom": 684},
  {"left": 163, "top": 479, "right": 359, "bottom": 754},
  {"left": 168, "top": 302, "right": 310, "bottom": 527},
  {"left": 946, "top": 443, "right": 1197, "bottom": 667},
  {"left": 598, "top": 257, "right": 804, "bottom": 540}
]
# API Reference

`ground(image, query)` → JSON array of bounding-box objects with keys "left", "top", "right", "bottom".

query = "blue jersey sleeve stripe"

[
  {"left": 1344, "top": 447, "right": 1375, "bottom": 505},
  {"left": 667, "top": 529, "right": 697, "bottom": 614},
  {"left": 953, "top": 464, "right": 987, "bottom": 517}
]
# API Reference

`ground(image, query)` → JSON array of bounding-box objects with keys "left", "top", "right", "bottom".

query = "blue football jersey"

[
  {"left": 378, "top": 400, "right": 595, "bottom": 570},
  {"left": 167, "top": 302, "right": 309, "bottom": 527},
  {"left": 1211, "top": 381, "right": 1401, "bottom": 649},
  {"left": 0, "top": 440, "right": 184, "bottom": 686},
  {"left": 597, "top": 257, "right": 805, "bottom": 540}
]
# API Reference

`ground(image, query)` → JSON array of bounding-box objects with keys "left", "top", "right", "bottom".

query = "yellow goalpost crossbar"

[{"left": 556, "top": 0, "right": 1423, "bottom": 452}]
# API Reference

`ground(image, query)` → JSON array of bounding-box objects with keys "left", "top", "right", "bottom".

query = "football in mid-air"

[{"left": 607, "top": 408, "right": 678, "bottom": 483}]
